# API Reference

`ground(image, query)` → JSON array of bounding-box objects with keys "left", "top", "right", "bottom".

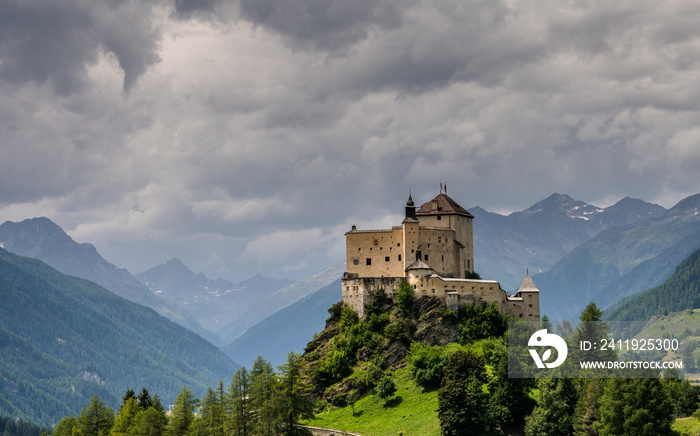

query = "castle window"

[
  {"left": 385, "top": 256, "right": 390, "bottom": 262},
  {"left": 442, "top": 255, "right": 444, "bottom": 262},
  {"left": 366, "top": 258, "right": 371, "bottom": 265},
  {"left": 397, "top": 243, "right": 400, "bottom": 247},
  {"left": 398, "top": 255, "right": 401, "bottom": 261},
  {"left": 437, "top": 215, "right": 441, "bottom": 220},
  {"left": 424, "top": 254, "right": 429, "bottom": 261},
  {"left": 529, "top": 304, "right": 533, "bottom": 308}
]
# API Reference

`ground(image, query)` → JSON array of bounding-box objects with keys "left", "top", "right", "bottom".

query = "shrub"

[
  {"left": 377, "top": 376, "right": 397, "bottom": 400},
  {"left": 408, "top": 343, "right": 446, "bottom": 389},
  {"left": 395, "top": 280, "right": 415, "bottom": 314},
  {"left": 458, "top": 301, "right": 509, "bottom": 343},
  {"left": 385, "top": 318, "right": 415, "bottom": 344}
]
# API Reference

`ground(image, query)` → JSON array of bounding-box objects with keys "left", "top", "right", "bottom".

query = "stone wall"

[{"left": 298, "top": 425, "right": 362, "bottom": 436}]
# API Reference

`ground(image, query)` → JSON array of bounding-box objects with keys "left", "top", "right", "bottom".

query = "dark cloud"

[
  {"left": 238, "top": 0, "right": 405, "bottom": 50},
  {"left": 0, "top": 0, "right": 160, "bottom": 94},
  {"left": 175, "top": 0, "right": 218, "bottom": 14},
  {"left": 3, "top": 0, "right": 700, "bottom": 282}
]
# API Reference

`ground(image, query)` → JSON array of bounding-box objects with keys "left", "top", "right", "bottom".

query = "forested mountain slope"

[
  {"left": 0, "top": 248, "right": 239, "bottom": 426},
  {"left": 0, "top": 218, "right": 216, "bottom": 343},
  {"left": 605, "top": 248, "right": 700, "bottom": 322}
]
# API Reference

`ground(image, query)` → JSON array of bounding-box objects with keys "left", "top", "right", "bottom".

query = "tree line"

[{"left": 50, "top": 353, "right": 313, "bottom": 436}]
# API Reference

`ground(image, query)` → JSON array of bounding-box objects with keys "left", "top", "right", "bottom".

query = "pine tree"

[
  {"left": 249, "top": 356, "right": 277, "bottom": 436},
  {"left": 524, "top": 378, "right": 578, "bottom": 436},
  {"left": 200, "top": 387, "right": 224, "bottom": 436},
  {"left": 166, "top": 388, "right": 199, "bottom": 436},
  {"left": 278, "top": 352, "right": 314, "bottom": 436},
  {"left": 573, "top": 379, "right": 603, "bottom": 436},
  {"left": 137, "top": 389, "right": 152, "bottom": 411},
  {"left": 77, "top": 396, "right": 115, "bottom": 436},
  {"left": 109, "top": 397, "right": 139, "bottom": 436},
  {"left": 131, "top": 406, "right": 167, "bottom": 436},
  {"left": 228, "top": 368, "right": 251, "bottom": 436},
  {"left": 597, "top": 378, "right": 676, "bottom": 436}
]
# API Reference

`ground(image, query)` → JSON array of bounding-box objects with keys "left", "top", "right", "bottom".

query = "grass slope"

[{"left": 306, "top": 367, "right": 440, "bottom": 436}]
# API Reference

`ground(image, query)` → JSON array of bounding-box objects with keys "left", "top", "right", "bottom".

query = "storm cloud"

[{"left": 2, "top": 0, "right": 700, "bottom": 281}]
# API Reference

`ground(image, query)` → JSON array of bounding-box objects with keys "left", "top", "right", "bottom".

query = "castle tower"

[{"left": 415, "top": 193, "right": 474, "bottom": 277}]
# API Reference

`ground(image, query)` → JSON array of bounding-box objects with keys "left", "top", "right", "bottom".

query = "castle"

[{"left": 341, "top": 190, "right": 541, "bottom": 327}]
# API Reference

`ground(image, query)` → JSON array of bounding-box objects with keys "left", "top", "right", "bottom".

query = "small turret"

[{"left": 405, "top": 192, "right": 417, "bottom": 220}]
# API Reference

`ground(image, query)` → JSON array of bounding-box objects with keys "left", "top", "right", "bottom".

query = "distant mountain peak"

[
  {"left": 668, "top": 193, "right": 700, "bottom": 217},
  {"left": 162, "top": 257, "right": 190, "bottom": 270}
]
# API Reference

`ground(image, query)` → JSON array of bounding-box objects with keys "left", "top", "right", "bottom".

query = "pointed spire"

[
  {"left": 517, "top": 271, "right": 540, "bottom": 293},
  {"left": 405, "top": 190, "right": 417, "bottom": 220}
]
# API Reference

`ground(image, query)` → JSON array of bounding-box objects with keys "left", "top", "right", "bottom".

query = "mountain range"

[
  {"left": 135, "top": 258, "right": 291, "bottom": 335},
  {"left": 471, "top": 193, "right": 667, "bottom": 291},
  {"left": 3, "top": 191, "right": 700, "bottom": 425},
  {"left": 533, "top": 193, "right": 700, "bottom": 320},
  {"left": 0, "top": 247, "right": 238, "bottom": 426}
]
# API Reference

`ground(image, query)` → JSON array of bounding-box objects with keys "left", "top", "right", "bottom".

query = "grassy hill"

[
  {"left": 0, "top": 247, "right": 238, "bottom": 425},
  {"left": 295, "top": 287, "right": 534, "bottom": 436}
]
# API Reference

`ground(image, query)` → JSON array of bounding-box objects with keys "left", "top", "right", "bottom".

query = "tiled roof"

[
  {"left": 416, "top": 193, "right": 474, "bottom": 218},
  {"left": 517, "top": 272, "right": 540, "bottom": 293},
  {"left": 406, "top": 259, "right": 433, "bottom": 271}
]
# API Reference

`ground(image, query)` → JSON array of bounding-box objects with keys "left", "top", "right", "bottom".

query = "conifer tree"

[
  {"left": 597, "top": 378, "right": 676, "bottom": 436},
  {"left": 524, "top": 378, "right": 578, "bottom": 436},
  {"left": 228, "top": 368, "right": 251, "bottom": 436},
  {"left": 278, "top": 352, "right": 314, "bottom": 436},
  {"left": 249, "top": 356, "right": 277, "bottom": 436},
  {"left": 109, "top": 397, "right": 139, "bottom": 436},
  {"left": 200, "top": 387, "right": 224, "bottom": 436},
  {"left": 77, "top": 396, "right": 115, "bottom": 436},
  {"left": 573, "top": 379, "right": 603, "bottom": 436},
  {"left": 137, "top": 389, "right": 152, "bottom": 411},
  {"left": 131, "top": 405, "right": 167, "bottom": 436},
  {"left": 166, "top": 388, "right": 199, "bottom": 436}
]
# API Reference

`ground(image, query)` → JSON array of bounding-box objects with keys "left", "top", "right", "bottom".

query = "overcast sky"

[{"left": 2, "top": 0, "right": 700, "bottom": 282}]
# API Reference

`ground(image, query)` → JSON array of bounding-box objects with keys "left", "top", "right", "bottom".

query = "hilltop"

[{"left": 298, "top": 286, "right": 534, "bottom": 436}]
